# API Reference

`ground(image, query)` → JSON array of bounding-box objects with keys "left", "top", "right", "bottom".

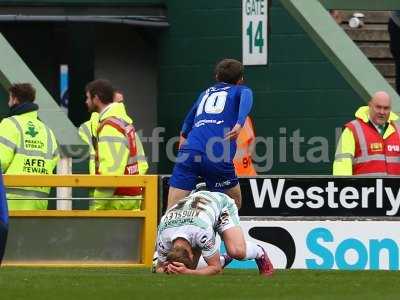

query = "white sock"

[
  {"left": 244, "top": 241, "right": 264, "bottom": 260},
  {"left": 220, "top": 256, "right": 226, "bottom": 266}
]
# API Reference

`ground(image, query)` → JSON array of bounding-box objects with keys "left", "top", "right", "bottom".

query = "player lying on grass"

[{"left": 155, "top": 190, "right": 273, "bottom": 276}]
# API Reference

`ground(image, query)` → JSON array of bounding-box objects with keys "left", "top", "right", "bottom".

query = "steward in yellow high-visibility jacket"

[
  {"left": 78, "top": 112, "right": 98, "bottom": 175},
  {"left": 333, "top": 91, "right": 400, "bottom": 176},
  {"left": 0, "top": 83, "right": 59, "bottom": 210},
  {"left": 78, "top": 105, "right": 148, "bottom": 176},
  {"left": 83, "top": 79, "right": 148, "bottom": 210}
]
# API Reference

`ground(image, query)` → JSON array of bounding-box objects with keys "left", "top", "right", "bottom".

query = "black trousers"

[{"left": 388, "top": 18, "right": 400, "bottom": 94}]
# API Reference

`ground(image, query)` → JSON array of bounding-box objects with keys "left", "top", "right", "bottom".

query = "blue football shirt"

[{"left": 180, "top": 82, "right": 253, "bottom": 161}]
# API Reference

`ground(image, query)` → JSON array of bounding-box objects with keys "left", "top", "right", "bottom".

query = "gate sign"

[{"left": 242, "top": 0, "right": 268, "bottom": 65}]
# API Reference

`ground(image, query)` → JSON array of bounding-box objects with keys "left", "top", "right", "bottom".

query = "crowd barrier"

[{"left": 2, "top": 175, "right": 158, "bottom": 267}]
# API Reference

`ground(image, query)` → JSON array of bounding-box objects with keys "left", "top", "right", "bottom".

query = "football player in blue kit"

[{"left": 168, "top": 58, "right": 253, "bottom": 209}]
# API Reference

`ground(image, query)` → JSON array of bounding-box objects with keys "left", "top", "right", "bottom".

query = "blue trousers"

[{"left": 0, "top": 172, "right": 8, "bottom": 265}]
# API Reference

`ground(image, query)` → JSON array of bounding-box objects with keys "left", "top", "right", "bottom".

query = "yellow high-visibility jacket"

[
  {"left": 78, "top": 103, "right": 148, "bottom": 210},
  {"left": 0, "top": 110, "right": 59, "bottom": 210},
  {"left": 78, "top": 112, "right": 98, "bottom": 175},
  {"left": 333, "top": 106, "right": 399, "bottom": 175},
  {"left": 78, "top": 104, "right": 148, "bottom": 176}
]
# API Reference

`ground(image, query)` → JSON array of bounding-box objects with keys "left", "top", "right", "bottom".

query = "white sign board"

[
  {"left": 242, "top": 0, "right": 268, "bottom": 65},
  {"left": 237, "top": 221, "right": 400, "bottom": 270}
]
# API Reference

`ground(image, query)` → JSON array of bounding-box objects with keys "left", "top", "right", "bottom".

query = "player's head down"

[
  {"left": 167, "top": 239, "right": 196, "bottom": 270},
  {"left": 215, "top": 58, "right": 244, "bottom": 84}
]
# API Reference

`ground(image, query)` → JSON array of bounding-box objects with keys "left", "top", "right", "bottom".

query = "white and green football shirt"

[{"left": 156, "top": 191, "right": 239, "bottom": 262}]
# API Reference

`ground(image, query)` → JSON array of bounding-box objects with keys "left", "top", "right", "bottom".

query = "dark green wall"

[
  {"left": 0, "top": 23, "right": 94, "bottom": 126},
  {"left": 157, "top": 0, "right": 364, "bottom": 175},
  {"left": 0, "top": 23, "right": 60, "bottom": 121}
]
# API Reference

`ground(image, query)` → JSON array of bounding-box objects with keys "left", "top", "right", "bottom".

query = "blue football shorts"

[{"left": 169, "top": 150, "right": 238, "bottom": 192}]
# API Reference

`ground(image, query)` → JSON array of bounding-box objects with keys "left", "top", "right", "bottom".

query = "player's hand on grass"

[
  {"left": 155, "top": 261, "right": 170, "bottom": 273},
  {"left": 224, "top": 123, "right": 242, "bottom": 140},
  {"left": 166, "top": 261, "right": 190, "bottom": 275}
]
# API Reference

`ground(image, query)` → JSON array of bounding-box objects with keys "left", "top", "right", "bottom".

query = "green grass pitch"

[{"left": 1, "top": 267, "right": 399, "bottom": 300}]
